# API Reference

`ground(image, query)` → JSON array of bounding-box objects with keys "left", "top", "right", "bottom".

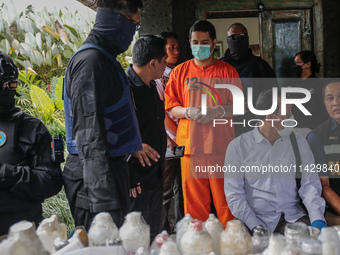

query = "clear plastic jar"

[
  {"left": 119, "top": 212, "right": 150, "bottom": 255},
  {"left": 284, "top": 222, "right": 310, "bottom": 247},
  {"left": 181, "top": 219, "right": 213, "bottom": 255},
  {"left": 220, "top": 220, "right": 252, "bottom": 255},
  {"left": 252, "top": 225, "right": 271, "bottom": 254},
  {"left": 204, "top": 214, "right": 223, "bottom": 255}
]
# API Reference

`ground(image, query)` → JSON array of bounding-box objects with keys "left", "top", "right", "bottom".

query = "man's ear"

[
  {"left": 305, "top": 61, "right": 311, "bottom": 68},
  {"left": 212, "top": 38, "right": 217, "bottom": 48},
  {"left": 149, "top": 59, "right": 156, "bottom": 70}
]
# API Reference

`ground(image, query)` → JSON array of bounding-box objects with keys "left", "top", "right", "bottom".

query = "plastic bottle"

[
  {"left": 176, "top": 214, "right": 193, "bottom": 252},
  {"left": 262, "top": 234, "right": 286, "bottom": 255},
  {"left": 150, "top": 230, "right": 169, "bottom": 255},
  {"left": 204, "top": 214, "right": 223, "bottom": 255},
  {"left": 318, "top": 227, "right": 339, "bottom": 255},
  {"left": 280, "top": 244, "right": 302, "bottom": 255},
  {"left": 136, "top": 247, "right": 150, "bottom": 255},
  {"left": 119, "top": 211, "right": 150, "bottom": 255},
  {"left": 181, "top": 219, "right": 213, "bottom": 255},
  {"left": 300, "top": 238, "right": 322, "bottom": 255},
  {"left": 88, "top": 212, "right": 119, "bottom": 246},
  {"left": 53, "top": 227, "right": 89, "bottom": 255},
  {"left": 36, "top": 215, "right": 67, "bottom": 253},
  {"left": 251, "top": 225, "right": 271, "bottom": 254},
  {"left": 0, "top": 221, "right": 49, "bottom": 255},
  {"left": 220, "top": 219, "right": 252, "bottom": 255},
  {"left": 159, "top": 240, "right": 181, "bottom": 255},
  {"left": 284, "top": 222, "right": 310, "bottom": 247}
]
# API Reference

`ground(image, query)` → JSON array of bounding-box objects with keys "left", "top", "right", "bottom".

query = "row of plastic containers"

[{"left": 1, "top": 212, "right": 340, "bottom": 255}]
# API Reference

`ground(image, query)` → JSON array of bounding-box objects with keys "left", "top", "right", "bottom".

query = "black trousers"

[
  {"left": 131, "top": 183, "right": 163, "bottom": 241},
  {"left": 63, "top": 154, "right": 130, "bottom": 230},
  {"left": 161, "top": 158, "right": 184, "bottom": 233}
]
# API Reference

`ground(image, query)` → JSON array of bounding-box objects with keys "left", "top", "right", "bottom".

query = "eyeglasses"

[
  {"left": 124, "top": 15, "right": 141, "bottom": 31},
  {"left": 227, "top": 33, "right": 248, "bottom": 40},
  {"left": 1, "top": 80, "right": 18, "bottom": 91}
]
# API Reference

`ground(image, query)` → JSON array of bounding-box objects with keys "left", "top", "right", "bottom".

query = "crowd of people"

[{"left": 1, "top": 0, "right": 340, "bottom": 239}]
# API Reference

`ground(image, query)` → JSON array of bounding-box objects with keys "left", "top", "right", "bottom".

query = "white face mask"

[{"left": 272, "top": 114, "right": 296, "bottom": 138}]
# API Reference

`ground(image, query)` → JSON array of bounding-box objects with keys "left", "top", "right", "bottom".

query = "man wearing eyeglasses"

[
  {"left": 220, "top": 23, "right": 276, "bottom": 137},
  {"left": 0, "top": 53, "right": 62, "bottom": 235},
  {"left": 63, "top": 0, "right": 152, "bottom": 230}
]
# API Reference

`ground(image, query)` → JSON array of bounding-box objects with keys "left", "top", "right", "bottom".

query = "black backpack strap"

[{"left": 290, "top": 132, "right": 302, "bottom": 188}]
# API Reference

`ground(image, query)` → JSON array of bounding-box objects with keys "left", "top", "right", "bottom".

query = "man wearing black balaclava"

[
  {"left": 0, "top": 52, "right": 62, "bottom": 235},
  {"left": 219, "top": 23, "right": 277, "bottom": 137},
  {"left": 63, "top": 0, "right": 159, "bottom": 230}
]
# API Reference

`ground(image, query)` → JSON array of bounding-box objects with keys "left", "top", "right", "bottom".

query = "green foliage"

[
  {"left": 17, "top": 70, "right": 65, "bottom": 128},
  {"left": 42, "top": 188, "right": 74, "bottom": 237},
  {"left": 0, "top": 0, "right": 95, "bottom": 83}
]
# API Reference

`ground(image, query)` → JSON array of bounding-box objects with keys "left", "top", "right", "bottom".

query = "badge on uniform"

[{"left": 0, "top": 131, "right": 7, "bottom": 147}]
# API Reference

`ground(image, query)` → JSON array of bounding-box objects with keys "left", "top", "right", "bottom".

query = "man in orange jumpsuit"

[{"left": 165, "top": 20, "right": 242, "bottom": 227}]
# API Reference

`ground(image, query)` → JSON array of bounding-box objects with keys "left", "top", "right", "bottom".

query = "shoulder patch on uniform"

[
  {"left": 0, "top": 131, "right": 7, "bottom": 147},
  {"left": 329, "top": 136, "right": 338, "bottom": 140}
]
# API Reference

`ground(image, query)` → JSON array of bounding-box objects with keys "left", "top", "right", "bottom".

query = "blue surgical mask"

[
  {"left": 191, "top": 43, "right": 213, "bottom": 60},
  {"left": 272, "top": 114, "right": 296, "bottom": 138}
]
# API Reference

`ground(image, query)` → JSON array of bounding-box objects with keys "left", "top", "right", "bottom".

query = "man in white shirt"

[{"left": 224, "top": 89, "right": 327, "bottom": 233}]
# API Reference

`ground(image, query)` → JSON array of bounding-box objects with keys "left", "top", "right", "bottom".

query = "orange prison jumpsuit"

[{"left": 165, "top": 59, "right": 242, "bottom": 228}]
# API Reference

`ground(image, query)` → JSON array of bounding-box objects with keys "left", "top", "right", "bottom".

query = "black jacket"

[
  {"left": 126, "top": 65, "right": 167, "bottom": 189},
  {"left": 63, "top": 29, "right": 129, "bottom": 212},
  {"left": 0, "top": 108, "right": 62, "bottom": 235}
]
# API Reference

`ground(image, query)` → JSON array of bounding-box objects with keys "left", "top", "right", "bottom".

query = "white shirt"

[
  {"left": 155, "top": 66, "right": 179, "bottom": 141},
  {"left": 224, "top": 127, "right": 326, "bottom": 232}
]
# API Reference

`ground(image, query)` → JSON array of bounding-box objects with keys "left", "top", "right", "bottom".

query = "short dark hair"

[
  {"left": 322, "top": 79, "right": 340, "bottom": 100},
  {"left": 295, "top": 50, "right": 320, "bottom": 75},
  {"left": 255, "top": 89, "right": 281, "bottom": 120},
  {"left": 189, "top": 20, "right": 216, "bottom": 40},
  {"left": 132, "top": 35, "right": 167, "bottom": 67},
  {"left": 159, "top": 32, "right": 178, "bottom": 41},
  {"left": 227, "top": 23, "right": 248, "bottom": 34},
  {"left": 97, "top": 0, "right": 143, "bottom": 17}
]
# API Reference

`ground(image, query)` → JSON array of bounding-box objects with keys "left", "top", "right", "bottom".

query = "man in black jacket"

[
  {"left": 126, "top": 35, "right": 167, "bottom": 240},
  {"left": 63, "top": 0, "right": 159, "bottom": 230},
  {"left": 220, "top": 23, "right": 276, "bottom": 136},
  {"left": 0, "top": 53, "right": 62, "bottom": 235}
]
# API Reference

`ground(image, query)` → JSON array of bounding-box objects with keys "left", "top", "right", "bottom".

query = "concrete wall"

[
  {"left": 139, "top": 0, "right": 172, "bottom": 36},
  {"left": 139, "top": 0, "right": 197, "bottom": 63}
]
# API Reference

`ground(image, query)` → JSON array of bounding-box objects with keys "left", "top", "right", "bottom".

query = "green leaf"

[
  {"left": 54, "top": 76, "right": 64, "bottom": 110},
  {"left": 63, "top": 48, "right": 73, "bottom": 59},
  {"left": 45, "top": 49, "right": 52, "bottom": 66},
  {"left": 11, "top": 39, "right": 20, "bottom": 51},
  {"left": 30, "top": 49, "right": 44, "bottom": 66},
  {"left": 36, "top": 32, "right": 42, "bottom": 51},
  {"left": 0, "top": 39, "right": 11, "bottom": 54},
  {"left": 19, "top": 42, "right": 32, "bottom": 58},
  {"left": 30, "top": 84, "right": 55, "bottom": 118},
  {"left": 25, "top": 32, "right": 36, "bottom": 48},
  {"left": 63, "top": 25, "right": 79, "bottom": 39}
]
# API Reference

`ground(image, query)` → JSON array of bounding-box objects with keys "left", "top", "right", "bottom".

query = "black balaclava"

[
  {"left": 227, "top": 36, "right": 249, "bottom": 60},
  {"left": 0, "top": 53, "right": 18, "bottom": 116},
  {"left": 93, "top": 8, "right": 137, "bottom": 55}
]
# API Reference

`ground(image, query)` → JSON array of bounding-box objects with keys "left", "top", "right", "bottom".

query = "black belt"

[{"left": 111, "top": 154, "right": 131, "bottom": 162}]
